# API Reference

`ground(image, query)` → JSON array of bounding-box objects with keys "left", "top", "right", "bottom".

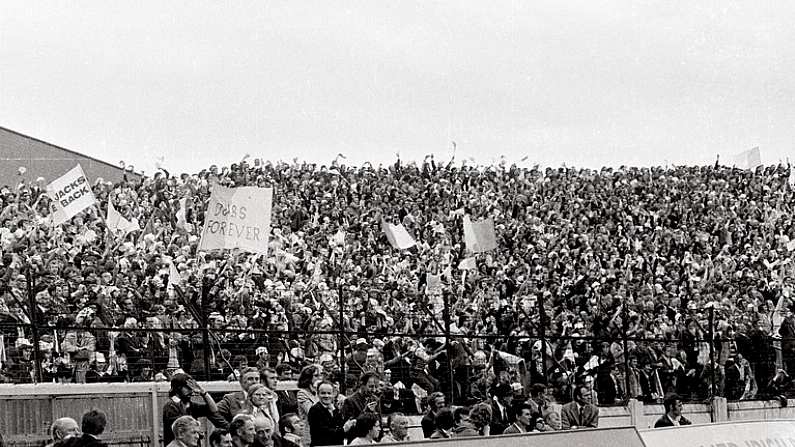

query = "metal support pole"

[
  {"left": 26, "top": 267, "right": 42, "bottom": 383},
  {"left": 622, "top": 303, "right": 631, "bottom": 402},
  {"left": 201, "top": 278, "right": 211, "bottom": 381},
  {"left": 538, "top": 293, "right": 548, "bottom": 387},
  {"left": 709, "top": 306, "right": 716, "bottom": 399},
  {"left": 338, "top": 285, "right": 347, "bottom": 395},
  {"left": 443, "top": 291, "right": 455, "bottom": 405}
]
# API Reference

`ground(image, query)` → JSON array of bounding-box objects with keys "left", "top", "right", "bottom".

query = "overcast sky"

[{"left": 2, "top": 1, "right": 794, "bottom": 175}]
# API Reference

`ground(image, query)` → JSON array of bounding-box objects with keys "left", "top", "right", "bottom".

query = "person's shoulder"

[
  {"left": 502, "top": 425, "right": 521, "bottom": 434},
  {"left": 561, "top": 401, "right": 577, "bottom": 411},
  {"left": 653, "top": 415, "right": 671, "bottom": 427}
]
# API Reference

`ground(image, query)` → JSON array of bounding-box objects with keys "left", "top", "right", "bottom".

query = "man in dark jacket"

[
  {"left": 420, "top": 392, "right": 446, "bottom": 438},
  {"left": 654, "top": 393, "right": 692, "bottom": 427},
  {"left": 61, "top": 409, "right": 107, "bottom": 447},
  {"left": 307, "top": 382, "right": 355, "bottom": 446}
]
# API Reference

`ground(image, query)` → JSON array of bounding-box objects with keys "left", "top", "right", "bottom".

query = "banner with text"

[
  {"left": 46, "top": 165, "right": 97, "bottom": 226},
  {"left": 199, "top": 186, "right": 273, "bottom": 254}
]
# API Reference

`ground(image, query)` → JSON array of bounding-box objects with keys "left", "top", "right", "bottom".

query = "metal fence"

[{"left": 1, "top": 279, "right": 789, "bottom": 409}]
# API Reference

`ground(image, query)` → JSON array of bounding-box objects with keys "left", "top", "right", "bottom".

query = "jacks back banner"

[
  {"left": 46, "top": 164, "right": 97, "bottom": 225},
  {"left": 199, "top": 186, "right": 273, "bottom": 255}
]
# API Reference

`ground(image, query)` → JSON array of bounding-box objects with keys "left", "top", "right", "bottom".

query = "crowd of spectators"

[{"left": 2, "top": 156, "right": 795, "bottom": 412}]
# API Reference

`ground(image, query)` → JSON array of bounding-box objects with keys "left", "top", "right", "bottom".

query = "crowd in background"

[{"left": 3, "top": 156, "right": 795, "bottom": 411}]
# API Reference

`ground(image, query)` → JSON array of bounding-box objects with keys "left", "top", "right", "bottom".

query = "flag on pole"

[
  {"left": 495, "top": 350, "right": 524, "bottom": 367},
  {"left": 106, "top": 201, "right": 140, "bottom": 236},
  {"left": 788, "top": 169, "right": 795, "bottom": 188},
  {"left": 382, "top": 220, "right": 416, "bottom": 250},
  {"left": 137, "top": 215, "right": 156, "bottom": 245},
  {"left": 45, "top": 165, "right": 97, "bottom": 225},
  {"left": 463, "top": 215, "right": 497, "bottom": 253},
  {"left": 166, "top": 258, "right": 182, "bottom": 291},
  {"left": 734, "top": 147, "right": 762, "bottom": 170}
]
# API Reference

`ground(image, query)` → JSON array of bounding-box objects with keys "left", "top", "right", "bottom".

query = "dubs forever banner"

[
  {"left": 46, "top": 164, "right": 97, "bottom": 225},
  {"left": 199, "top": 186, "right": 273, "bottom": 254}
]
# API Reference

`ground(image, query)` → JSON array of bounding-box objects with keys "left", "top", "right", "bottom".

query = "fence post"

[
  {"left": 708, "top": 306, "right": 716, "bottom": 400},
  {"left": 338, "top": 285, "right": 347, "bottom": 396},
  {"left": 538, "top": 294, "right": 548, "bottom": 387},
  {"left": 25, "top": 267, "right": 43, "bottom": 383},
  {"left": 151, "top": 384, "right": 160, "bottom": 447},
  {"left": 443, "top": 291, "right": 455, "bottom": 405},
  {"left": 622, "top": 303, "right": 630, "bottom": 401},
  {"left": 201, "top": 278, "right": 211, "bottom": 381}
]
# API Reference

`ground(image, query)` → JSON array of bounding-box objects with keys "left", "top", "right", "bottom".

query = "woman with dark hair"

[
  {"left": 349, "top": 413, "right": 380, "bottom": 445},
  {"left": 296, "top": 365, "right": 321, "bottom": 446}
]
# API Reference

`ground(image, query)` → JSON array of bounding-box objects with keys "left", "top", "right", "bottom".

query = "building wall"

[{"left": 0, "top": 127, "right": 141, "bottom": 187}]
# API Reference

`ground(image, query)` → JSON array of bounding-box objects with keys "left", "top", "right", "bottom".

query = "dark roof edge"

[{"left": 0, "top": 126, "right": 143, "bottom": 178}]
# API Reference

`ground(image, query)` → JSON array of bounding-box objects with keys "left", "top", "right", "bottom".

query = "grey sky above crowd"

[{"left": 2, "top": 1, "right": 794, "bottom": 176}]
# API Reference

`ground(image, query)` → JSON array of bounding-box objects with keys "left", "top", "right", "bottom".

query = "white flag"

[
  {"left": 175, "top": 198, "right": 188, "bottom": 229},
  {"left": 496, "top": 350, "right": 524, "bottom": 367},
  {"left": 382, "top": 220, "right": 416, "bottom": 250},
  {"left": 331, "top": 229, "right": 346, "bottom": 247},
  {"left": 789, "top": 169, "right": 795, "bottom": 188},
  {"left": 458, "top": 257, "right": 477, "bottom": 270},
  {"left": 734, "top": 147, "right": 762, "bottom": 170},
  {"left": 168, "top": 260, "right": 182, "bottom": 290},
  {"left": 463, "top": 215, "right": 498, "bottom": 253},
  {"left": 106, "top": 201, "right": 139, "bottom": 236},
  {"left": 46, "top": 165, "right": 97, "bottom": 225}
]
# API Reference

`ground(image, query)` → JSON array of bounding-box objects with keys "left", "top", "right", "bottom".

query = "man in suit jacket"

[
  {"left": 308, "top": 382, "right": 355, "bottom": 447},
  {"left": 489, "top": 384, "right": 514, "bottom": 435},
  {"left": 420, "top": 392, "right": 446, "bottom": 438},
  {"left": 167, "top": 416, "right": 202, "bottom": 447},
  {"left": 219, "top": 367, "right": 262, "bottom": 422},
  {"left": 561, "top": 385, "right": 599, "bottom": 429},
  {"left": 61, "top": 409, "right": 108, "bottom": 447},
  {"left": 503, "top": 403, "right": 534, "bottom": 434},
  {"left": 654, "top": 393, "right": 692, "bottom": 427}
]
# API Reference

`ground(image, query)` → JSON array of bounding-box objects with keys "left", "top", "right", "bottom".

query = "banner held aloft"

[
  {"left": 45, "top": 164, "right": 97, "bottom": 226},
  {"left": 198, "top": 186, "right": 273, "bottom": 255}
]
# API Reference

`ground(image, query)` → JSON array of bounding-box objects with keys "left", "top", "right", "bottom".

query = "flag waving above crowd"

[
  {"left": 382, "top": 220, "right": 416, "bottom": 250},
  {"left": 198, "top": 185, "right": 273, "bottom": 254},
  {"left": 734, "top": 147, "right": 762, "bottom": 170},
  {"left": 106, "top": 201, "right": 140, "bottom": 236},
  {"left": 45, "top": 164, "right": 97, "bottom": 225},
  {"left": 463, "top": 215, "right": 497, "bottom": 253}
]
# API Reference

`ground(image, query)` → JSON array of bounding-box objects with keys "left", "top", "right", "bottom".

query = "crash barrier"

[
  {"left": 2, "top": 380, "right": 794, "bottom": 447},
  {"left": 638, "top": 419, "right": 795, "bottom": 447},
  {"left": 381, "top": 426, "right": 646, "bottom": 447},
  {"left": 388, "top": 420, "right": 795, "bottom": 447},
  {"left": 0, "top": 381, "right": 295, "bottom": 447}
]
